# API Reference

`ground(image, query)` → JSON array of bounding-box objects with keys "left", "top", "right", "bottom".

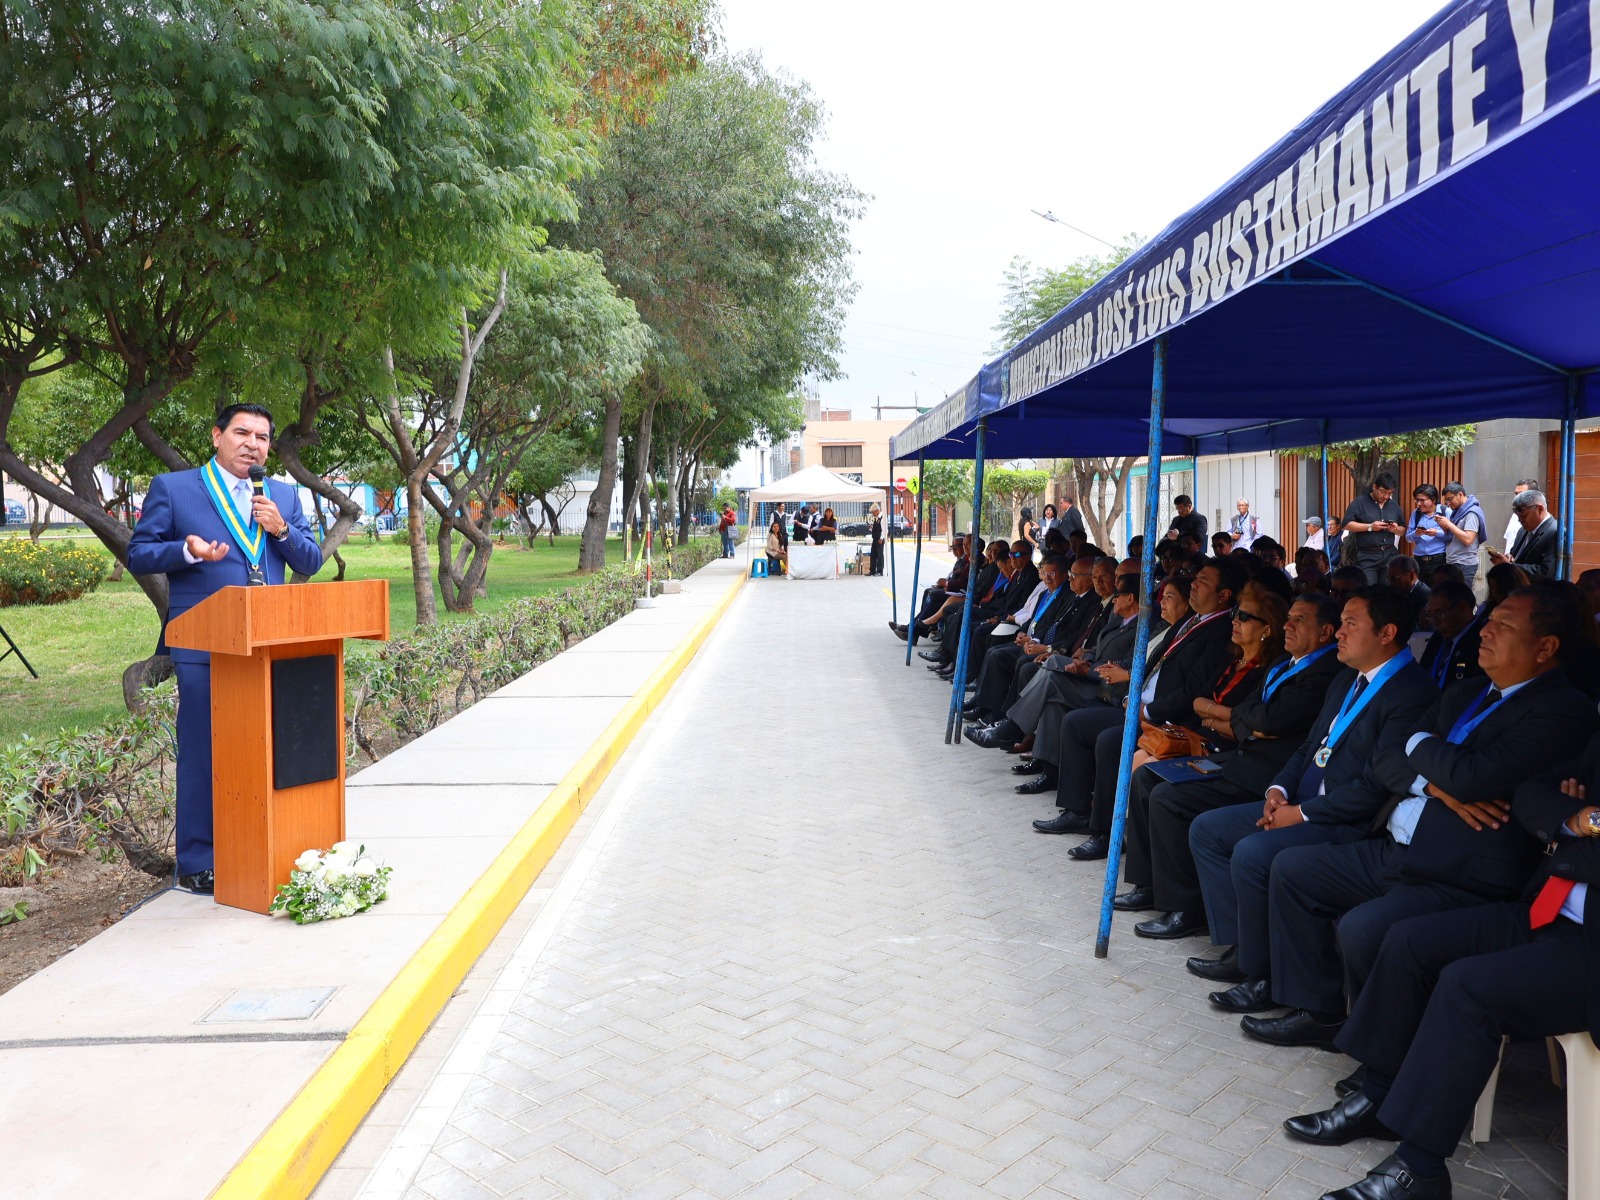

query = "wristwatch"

[{"left": 272, "top": 524, "right": 290, "bottom": 541}]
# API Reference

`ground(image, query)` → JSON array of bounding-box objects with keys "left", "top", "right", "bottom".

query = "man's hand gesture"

[{"left": 185, "top": 535, "right": 228, "bottom": 562}]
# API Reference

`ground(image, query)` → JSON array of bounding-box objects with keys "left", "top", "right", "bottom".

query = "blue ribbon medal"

[
  {"left": 1262, "top": 643, "right": 1336, "bottom": 702},
  {"left": 201, "top": 459, "right": 267, "bottom": 586},
  {"left": 1313, "top": 652, "right": 1410, "bottom": 767}
]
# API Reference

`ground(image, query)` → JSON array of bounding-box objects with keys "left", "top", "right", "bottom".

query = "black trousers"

[
  {"left": 1053, "top": 707, "right": 1125, "bottom": 815},
  {"left": 1268, "top": 837, "right": 1486, "bottom": 1014},
  {"left": 1127, "top": 771, "right": 1255, "bottom": 912},
  {"left": 974, "top": 643, "right": 1026, "bottom": 715},
  {"left": 1338, "top": 904, "right": 1588, "bottom": 1160},
  {"left": 870, "top": 541, "right": 883, "bottom": 574}
]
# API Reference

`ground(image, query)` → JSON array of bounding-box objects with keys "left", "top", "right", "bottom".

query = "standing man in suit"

[
  {"left": 1116, "top": 593, "right": 1343, "bottom": 931},
  {"left": 1279, "top": 736, "right": 1600, "bottom": 1200},
  {"left": 1246, "top": 582, "right": 1600, "bottom": 1049},
  {"left": 1187, "top": 588, "right": 1437, "bottom": 996},
  {"left": 1488, "top": 487, "right": 1559, "bottom": 577},
  {"left": 1416, "top": 582, "right": 1485, "bottom": 691},
  {"left": 1055, "top": 495, "right": 1086, "bottom": 545},
  {"left": 127, "top": 405, "right": 324, "bottom": 894}
]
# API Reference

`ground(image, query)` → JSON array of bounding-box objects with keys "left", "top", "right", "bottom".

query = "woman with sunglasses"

[{"left": 1193, "top": 584, "right": 1287, "bottom": 744}]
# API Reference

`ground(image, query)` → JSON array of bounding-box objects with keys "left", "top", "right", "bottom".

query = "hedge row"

[
  {"left": 0, "top": 538, "right": 109, "bottom": 606},
  {"left": 347, "top": 540, "right": 719, "bottom": 758},
  {"left": 0, "top": 541, "right": 721, "bottom": 879}
]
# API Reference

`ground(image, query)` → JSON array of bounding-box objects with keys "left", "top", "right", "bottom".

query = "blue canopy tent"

[{"left": 891, "top": 0, "right": 1600, "bottom": 954}]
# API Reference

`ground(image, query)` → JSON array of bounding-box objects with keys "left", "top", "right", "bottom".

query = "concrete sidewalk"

[
  {"left": 0, "top": 555, "right": 746, "bottom": 1200},
  {"left": 318, "top": 550, "right": 1567, "bottom": 1200}
]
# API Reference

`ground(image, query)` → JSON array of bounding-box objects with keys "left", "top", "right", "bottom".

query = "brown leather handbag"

[{"left": 1137, "top": 720, "right": 1209, "bottom": 760}]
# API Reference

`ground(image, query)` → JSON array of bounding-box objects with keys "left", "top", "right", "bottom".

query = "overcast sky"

[{"left": 717, "top": 0, "right": 1448, "bottom": 417}]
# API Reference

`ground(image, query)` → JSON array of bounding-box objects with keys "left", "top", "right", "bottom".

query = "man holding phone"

[
  {"left": 1341, "top": 472, "right": 1403, "bottom": 585},
  {"left": 1403, "top": 484, "right": 1448, "bottom": 581}
]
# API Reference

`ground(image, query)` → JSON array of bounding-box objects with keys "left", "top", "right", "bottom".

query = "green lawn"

[{"left": 0, "top": 532, "right": 629, "bottom": 747}]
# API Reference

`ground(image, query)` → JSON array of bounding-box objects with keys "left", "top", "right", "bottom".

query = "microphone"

[{"left": 248, "top": 465, "right": 265, "bottom": 500}]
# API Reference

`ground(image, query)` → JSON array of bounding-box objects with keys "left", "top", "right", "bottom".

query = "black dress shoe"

[
  {"left": 1032, "top": 810, "right": 1086, "bottom": 833},
  {"left": 1318, "top": 1154, "right": 1449, "bottom": 1200},
  {"left": 1240, "top": 1008, "right": 1345, "bottom": 1049},
  {"left": 1011, "top": 760, "right": 1045, "bottom": 776},
  {"left": 1134, "top": 910, "right": 1208, "bottom": 940},
  {"left": 1208, "top": 977, "right": 1277, "bottom": 1013},
  {"left": 1334, "top": 1066, "right": 1366, "bottom": 1099},
  {"left": 1112, "top": 886, "right": 1156, "bottom": 912},
  {"left": 892, "top": 625, "right": 908, "bottom": 641},
  {"left": 178, "top": 870, "right": 215, "bottom": 895},
  {"left": 960, "top": 703, "right": 985, "bottom": 719},
  {"left": 918, "top": 650, "right": 943, "bottom": 662},
  {"left": 963, "top": 723, "right": 995, "bottom": 744},
  {"left": 1284, "top": 1090, "right": 1398, "bottom": 1146},
  {"left": 1185, "top": 948, "right": 1246, "bottom": 983},
  {"left": 1066, "top": 833, "right": 1109, "bottom": 860},
  {"left": 1014, "top": 774, "right": 1056, "bottom": 795}
]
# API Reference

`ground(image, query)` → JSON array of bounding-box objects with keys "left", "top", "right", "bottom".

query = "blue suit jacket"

[{"left": 127, "top": 467, "right": 324, "bottom": 664}]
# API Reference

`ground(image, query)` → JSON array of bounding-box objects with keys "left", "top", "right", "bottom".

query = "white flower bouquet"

[{"left": 269, "top": 841, "right": 393, "bottom": 924}]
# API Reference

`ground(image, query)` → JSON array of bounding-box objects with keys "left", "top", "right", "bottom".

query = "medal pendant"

[
  {"left": 246, "top": 563, "right": 268, "bottom": 587},
  {"left": 1313, "top": 744, "right": 1332, "bottom": 768}
]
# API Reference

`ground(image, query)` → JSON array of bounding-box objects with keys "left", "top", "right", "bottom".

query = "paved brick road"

[{"left": 350, "top": 561, "right": 1567, "bottom": 1199}]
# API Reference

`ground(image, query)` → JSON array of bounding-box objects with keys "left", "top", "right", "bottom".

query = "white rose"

[
  {"left": 323, "top": 863, "right": 349, "bottom": 885},
  {"left": 353, "top": 858, "right": 379, "bottom": 877},
  {"left": 330, "top": 840, "right": 361, "bottom": 856},
  {"left": 295, "top": 850, "right": 324, "bottom": 872}
]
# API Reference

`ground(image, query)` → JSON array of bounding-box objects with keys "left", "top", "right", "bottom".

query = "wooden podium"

[{"left": 165, "top": 581, "right": 390, "bottom": 913}]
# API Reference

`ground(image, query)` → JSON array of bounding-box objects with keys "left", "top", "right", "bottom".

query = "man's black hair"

[
  {"left": 1353, "top": 584, "right": 1417, "bottom": 643},
  {"left": 1114, "top": 574, "right": 1141, "bottom": 597},
  {"left": 1174, "top": 494, "right": 1193, "bottom": 507},
  {"left": 1205, "top": 555, "right": 1249, "bottom": 601},
  {"left": 1292, "top": 592, "right": 1342, "bottom": 631},
  {"left": 1412, "top": 483, "right": 1440, "bottom": 502},
  {"left": 1372, "top": 471, "right": 1398, "bottom": 491},
  {"left": 1429, "top": 580, "right": 1476, "bottom": 611},
  {"left": 1389, "top": 555, "right": 1419, "bottom": 576},
  {"left": 1040, "top": 553, "right": 1069, "bottom": 574},
  {"left": 214, "top": 402, "right": 276, "bottom": 440}
]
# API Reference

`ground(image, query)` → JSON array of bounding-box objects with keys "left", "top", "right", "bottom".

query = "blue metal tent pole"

[
  {"left": 886, "top": 485, "right": 898, "bottom": 613},
  {"left": 1319, "top": 420, "right": 1330, "bottom": 553},
  {"left": 946, "top": 420, "right": 987, "bottom": 744},
  {"left": 1096, "top": 335, "right": 1168, "bottom": 959},
  {"left": 906, "top": 452, "right": 925, "bottom": 666},
  {"left": 1561, "top": 375, "right": 1579, "bottom": 580}
]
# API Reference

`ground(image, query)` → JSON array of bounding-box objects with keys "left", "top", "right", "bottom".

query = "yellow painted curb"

[{"left": 210, "top": 567, "right": 748, "bottom": 1200}]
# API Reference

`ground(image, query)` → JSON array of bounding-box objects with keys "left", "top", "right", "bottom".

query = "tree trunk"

[
  {"left": 579, "top": 394, "right": 622, "bottom": 572},
  {"left": 405, "top": 473, "right": 436, "bottom": 624},
  {"left": 621, "top": 392, "right": 658, "bottom": 561}
]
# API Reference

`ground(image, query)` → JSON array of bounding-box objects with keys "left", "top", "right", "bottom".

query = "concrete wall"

[
  {"left": 1195, "top": 452, "right": 1281, "bottom": 549},
  {"left": 1461, "top": 418, "right": 1556, "bottom": 552}
]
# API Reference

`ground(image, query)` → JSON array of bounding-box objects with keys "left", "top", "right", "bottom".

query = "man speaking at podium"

[{"left": 128, "top": 405, "right": 323, "bottom": 894}]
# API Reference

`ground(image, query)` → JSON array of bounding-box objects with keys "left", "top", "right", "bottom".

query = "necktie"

[
  {"left": 1465, "top": 688, "right": 1502, "bottom": 727},
  {"left": 1529, "top": 876, "right": 1575, "bottom": 929},
  {"left": 1297, "top": 675, "right": 1368, "bottom": 799}
]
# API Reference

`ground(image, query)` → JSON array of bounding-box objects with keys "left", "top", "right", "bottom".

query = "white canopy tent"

[
  {"left": 746, "top": 465, "right": 888, "bottom": 579},
  {"left": 746, "top": 464, "right": 884, "bottom": 504}
]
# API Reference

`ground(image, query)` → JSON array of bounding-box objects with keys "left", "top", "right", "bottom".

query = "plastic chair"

[
  {"left": 750, "top": 558, "right": 768, "bottom": 578},
  {"left": 1557, "top": 1032, "right": 1599, "bottom": 1199}
]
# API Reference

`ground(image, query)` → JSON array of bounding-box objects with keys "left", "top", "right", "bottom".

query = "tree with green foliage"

[
  {"left": 0, "top": 0, "right": 429, "bottom": 613},
  {"left": 1281, "top": 427, "right": 1478, "bottom": 494},
  {"left": 559, "top": 52, "right": 863, "bottom": 560},
  {"left": 983, "top": 466, "right": 1051, "bottom": 537}
]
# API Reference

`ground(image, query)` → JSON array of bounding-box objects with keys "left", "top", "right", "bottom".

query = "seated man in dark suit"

[
  {"left": 965, "top": 557, "right": 1123, "bottom": 750},
  {"left": 1416, "top": 580, "right": 1484, "bottom": 691},
  {"left": 1115, "top": 593, "right": 1343, "bottom": 932},
  {"left": 1045, "top": 557, "right": 1244, "bottom": 857},
  {"left": 931, "top": 542, "right": 1038, "bottom": 679},
  {"left": 894, "top": 535, "right": 967, "bottom": 638},
  {"left": 1488, "top": 487, "right": 1559, "bottom": 577},
  {"left": 1247, "top": 581, "right": 1600, "bottom": 1050},
  {"left": 964, "top": 554, "right": 1089, "bottom": 723},
  {"left": 910, "top": 539, "right": 996, "bottom": 644},
  {"left": 980, "top": 571, "right": 1143, "bottom": 759},
  {"left": 1187, "top": 588, "right": 1437, "bottom": 994},
  {"left": 1279, "top": 734, "right": 1600, "bottom": 1200},
  {"left": 1385, "top": 555, "right": 1431, "bottom": 629}
]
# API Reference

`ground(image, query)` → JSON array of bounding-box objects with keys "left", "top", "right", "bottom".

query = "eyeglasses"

[{"left": 1233, "top": 609, "right": 1267, "bottom": 625}]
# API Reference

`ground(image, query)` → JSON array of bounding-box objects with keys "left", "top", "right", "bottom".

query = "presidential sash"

[{"left": 201, "top": 458, "right": 268, "bottom": 586}]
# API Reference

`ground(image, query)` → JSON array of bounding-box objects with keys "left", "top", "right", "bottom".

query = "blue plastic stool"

[{"left": 750, "top": 558, "right": 768, "bottom": 578}]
